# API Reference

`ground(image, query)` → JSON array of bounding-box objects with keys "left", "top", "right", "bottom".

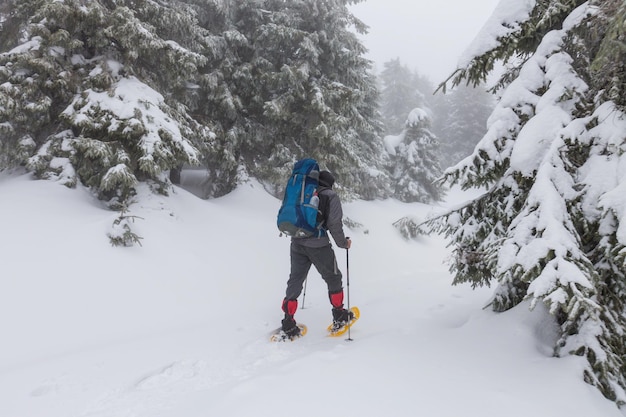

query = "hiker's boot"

[
  {"left": 281, "top": 315, "right": 301, "bottom": 338},
  {"left": 332, "top": 307, "right": 354, "bottom": 325},
  {"left": 328, "top": 290, "right": 352, "bottom": 329},
  {"left": 280, "top": 298, "right": 301, "bottom": 338},
  {"left": 330, "top": 307, "right": 354, "bottom": 333}
]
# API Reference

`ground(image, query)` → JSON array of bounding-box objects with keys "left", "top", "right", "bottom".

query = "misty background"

[
  {"left": 349, "top": 0, "right": 497, "bottom": 172},
  {"left": 350, "top": 0, "right": 500, "bottom": 80}
]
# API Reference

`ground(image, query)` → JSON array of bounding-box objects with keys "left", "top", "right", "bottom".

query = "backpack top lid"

[{"left": 292, "top": 158, "right": 319, "bottom": 179}]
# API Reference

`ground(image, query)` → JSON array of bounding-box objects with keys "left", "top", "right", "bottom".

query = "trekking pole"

[
  {"left": 301, "top": 278, "right": 308, "bottom": 309},
  {"left": 346, "top": 239, "right": 353, "bottom": 342}
]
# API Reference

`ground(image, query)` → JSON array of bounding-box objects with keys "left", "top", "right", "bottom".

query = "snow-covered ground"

[{"left": 0, "top": 171, "right": 621, "bottom": 417}]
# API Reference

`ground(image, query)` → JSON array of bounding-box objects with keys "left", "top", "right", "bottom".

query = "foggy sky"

[{"left": 349, "top": 0, "right": 500, "bottom": 83}]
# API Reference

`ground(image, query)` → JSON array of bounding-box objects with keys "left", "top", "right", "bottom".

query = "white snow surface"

[
  {"left": 383, "top": 132, "right": 404, "bottom": 156},
  {"left": 457, "top": 0, "right": 536, "bottom": 69},
  {"left": 0, "top": 172, "right": 622, "bottom": 417},
  {"left": 63, "top": 76, "right": 199, "bottom": 164},
  {"left": 406, "top": 107, "right": 430, "bottom": 125}
]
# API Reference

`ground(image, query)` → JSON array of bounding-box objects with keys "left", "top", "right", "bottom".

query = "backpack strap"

[{"left": 317, "top": 187, "right": 331, "bottom": 230}]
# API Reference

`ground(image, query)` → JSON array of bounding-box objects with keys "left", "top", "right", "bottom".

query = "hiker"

[{"left": 280, "top": 170, "right": 353, "bottom": 338}]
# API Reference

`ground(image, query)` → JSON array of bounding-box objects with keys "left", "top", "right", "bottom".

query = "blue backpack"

[{"left": 277, "top": 158, "right": 324, "bottom": 237}]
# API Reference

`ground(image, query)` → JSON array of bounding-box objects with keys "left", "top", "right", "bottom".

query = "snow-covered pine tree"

[
  {"left": 378, "top": 58, "right": 442, "bottom": 203},
  {"left": 427, "top": 0, "right": 626, "bottom": 405},
  {"left": 169, "top": 0, "right": 244, "bottom": 198},
  {"left": 0, "top": 0, "right": 212, "bottom": 205},
  {"left": 221, "top": 0, "right": 389, "bottom": 199},
  {"left": 385, "top": 108, "right": 442, "bottom": 203},
  {"left": 432, "top": 83, "right": 493, "bottom": 169},
  {"left": 379, "top": 58, "right": 433, "bottom": 137},
  {"left": 379, "top": 58, "right": 421, "bottom": 135}
]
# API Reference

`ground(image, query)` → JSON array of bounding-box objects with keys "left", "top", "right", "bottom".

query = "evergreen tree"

[
  {"left": 1, "top": 0, "right": 391, "bottom": 211},
  {"left": 432, "top": 83, "right": 493, "bottom": 169},
  {"left": 378, "top": 58, "right": 442, "bottom": 203},
  {"left": 174, "top": 0, "right": 244, "bottom": 198},
  {"left": 427, "top": 0, "right": 626, "bottom": 405},
  {"left": 222, "top": 0, "right": 389, "bottom": 199},
  {"left": 169, "top": 0, "right": 390, "bottom": 199},
  {"left": 385, "top": 108, "right": 442, "bottom": 203},
  {"left": 379, "top": 58, "right": 419, "bottom": 135},
  {"left": 0, "top": 0, "right": 212, "bottom": 205},
  {"left": 379, "top": 58, "right": 432, "bottom": 136}
]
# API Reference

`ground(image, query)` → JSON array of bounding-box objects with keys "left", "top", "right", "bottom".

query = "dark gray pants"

[{"left": 285, "top": 242, "right": 343, "bottom": 300}]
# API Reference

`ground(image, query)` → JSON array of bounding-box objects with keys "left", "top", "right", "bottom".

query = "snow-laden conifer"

[
  {"left": 0, "top": 0, "right": 211, "bottom": 205},
  {"left": 385, "top": 108, "right": 442, "bottom": 203},
  {"left": 215, "top": 0, "right": 389, "bottom": 199},
  {"left": 425, "top": 0, "right": 626, "bottom": 405},
  {"left": 379, "top": 58, "right": 425, "bottom": 135},
  {"left": 433, "top": 84, "right": 493, "bottom": 169}
]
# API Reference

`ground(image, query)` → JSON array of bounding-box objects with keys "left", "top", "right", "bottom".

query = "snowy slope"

[{"left": 0, "top": 171, "right": 621, "bottom": 417}]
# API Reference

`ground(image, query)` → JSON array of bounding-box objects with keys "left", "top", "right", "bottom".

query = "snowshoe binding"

[
  {"left": 328, "top": 306, "right": 360, "bottom": 337},
  {"left": 270, "top": 317, "right": 307, "bottom": 342}
]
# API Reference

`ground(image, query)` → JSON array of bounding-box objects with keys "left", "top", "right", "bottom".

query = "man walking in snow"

[{"left": 280, "top": 170, "right": 353, "bottom": 338}]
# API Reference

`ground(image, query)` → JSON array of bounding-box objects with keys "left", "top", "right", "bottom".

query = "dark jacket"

[{"left": 292, "top": 186, "right": 349, "bottom": 249}]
